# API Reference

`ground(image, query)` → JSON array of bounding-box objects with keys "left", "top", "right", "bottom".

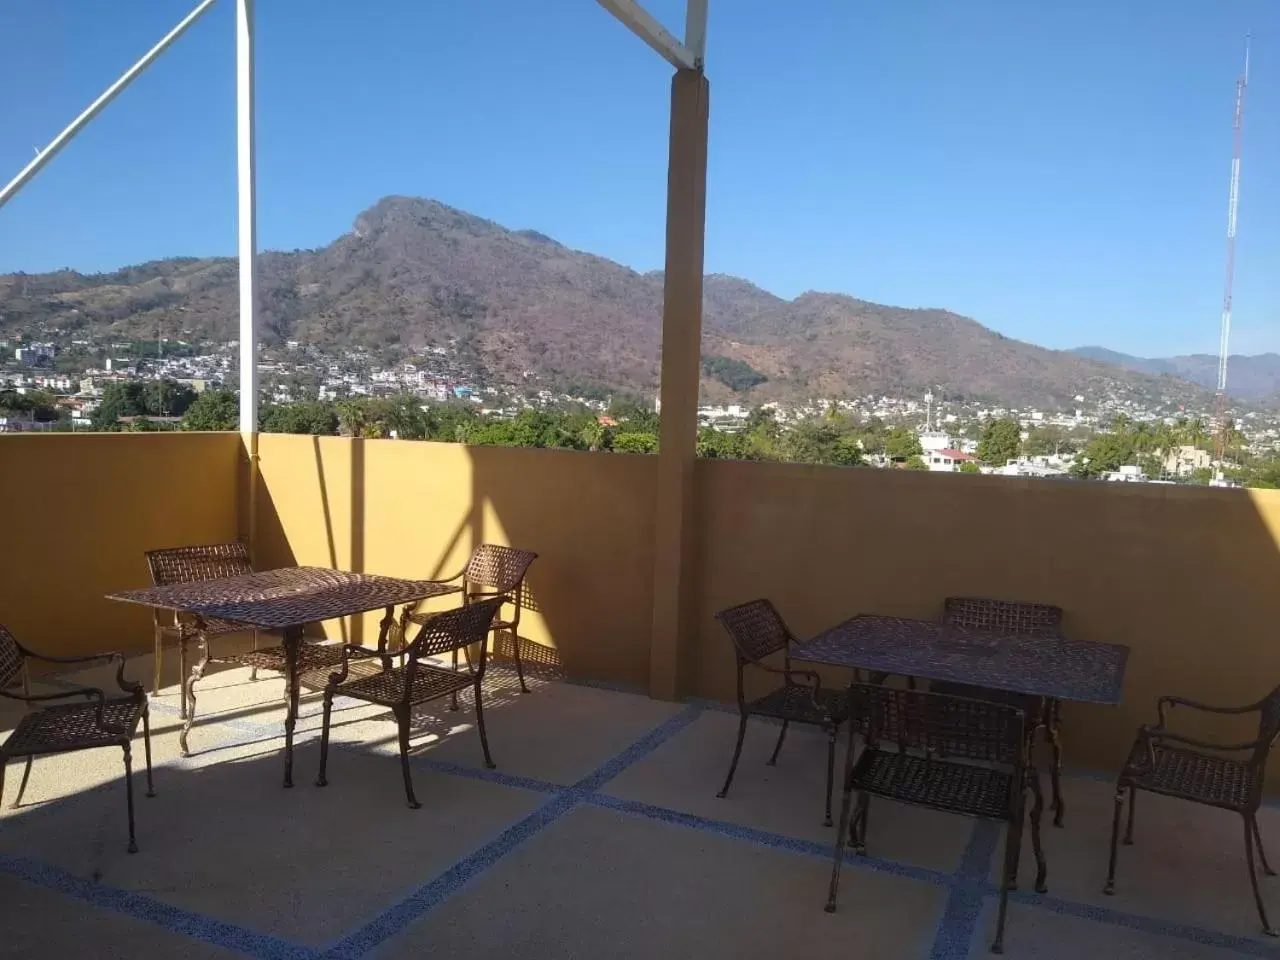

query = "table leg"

[
  {"left": 283, "top": 626, "right": 302, "bottom": 788},
  {"left": 179, "top": 624, "right": 208, "bottom": 757},
  {"left": 376, "top": 605, "right": 395, "bottom": 671}
]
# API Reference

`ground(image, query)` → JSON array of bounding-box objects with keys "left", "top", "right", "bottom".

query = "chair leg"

[
  {"left": 0, "top": 755, "right": 6, "bottom": 807},
  {"left": 852, "top": 792, "right": 870, "bottom": 855},
  {"left": 123, "top": 744, "right": 138, "bottom": 854},
  {"left": 142, "top": 708, "right": 155, "bottom": 798},
  {"left": 825, "top": 717, "right": 860, "bottom": 913},
  {"left": 823, "top": 724, "right": 836, "bottom": 827},
  {"left": 509, "top": 629, "right": 530, "bottom": 694},
  {"left": 1028, "top": 767, "right": 1048, "bottom": 893},
  {"left": 1104, "top": 783, "right": 1125, "bottom": 895},
  {"left": 1245, "top": 815, "right": 1278, "bottom": 936},
  {"left": 1253, "top": 817, "right": 1277, "bottom": 877},
  {"left": 1123, "top": 786, "right": 1136, "bottom": 845},
  {"left": 716, "top": 714, "right": 749, "bottom": 799},
  {"left": 250, "top": 629, "right": 259, "bottom": 682},
  {"left": 992, "top": 818, "right": 1022, "bottom": 953},
  {"left": 315, "top": 690, "right": 334, "bottom": 787},
  {"left": 474, "top": 679, "right": 496, "bottom": 769},
  {"left": 12, "top": 756, "right": 33, "bottom": 809},
  {"left": 767, "top": 720, "right": 789, "bottom": 766},
  {"left": 395, "top": 707, "right": 421, "bottom": 809},
  {"left": 1045, "top": 709, "right": 1065, "bottom": 827},
  {"left": 450, "top": 648, "right": 460, "bottom": 711},
  {"left": 1006, "top": 799, "right": 1027, "bottom": 890}
]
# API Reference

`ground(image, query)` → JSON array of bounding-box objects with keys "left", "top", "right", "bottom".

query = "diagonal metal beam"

[
  {"left": 596, "top": 0, "right": 697, "bottom": 71},
  {"left": 0, "top": 0, "right": 218, "bottom": 212}
]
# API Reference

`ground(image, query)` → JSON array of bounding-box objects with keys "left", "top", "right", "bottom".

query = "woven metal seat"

[
  {"left": 1105, "top": 686, "right": 1280, "bottom": 936},
  {"left": 399, "top": 544, "right": 538, "bottom": 705},
  {"left": 0, "top": 626, "right": 154, "bottom": 853},
  {"left": 333, "top": 662, "right": 475, "bottom": 708},
  {"left": 715, "top": 599, "right": 849, "bottom": 827},
  {"left": 749, "top": 686, "right": 849, "bottom": 726},
  {"left": 853, "top": 750, "right": 1015, "bottom": 820},
  {"left": 826, "top": 683, "right": 1039, "bottom": 954},
  {"left": 317, "top": 597, "right": 505, "bottom": 808},
  {"left": 1123, "top": 741, "right": 1256, "bottom": 810},
  {"left": 935, "top": 596, "right": 1068, "bottom": 827}
]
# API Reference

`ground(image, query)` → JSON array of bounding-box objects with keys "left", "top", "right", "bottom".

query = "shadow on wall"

[{"left": 252, "top": 435, "right": 659, "bottom": 690}]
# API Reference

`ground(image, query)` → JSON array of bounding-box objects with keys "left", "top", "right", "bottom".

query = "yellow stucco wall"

[
  {"left": 253, "top": 434, "right": 659, "bottom": 687},
  {"left": 692, "top": 459, "right": 1280, "bottom": 780},
  {"left": 0, "top": 433, "right": 242, "bottom": 658},
  {"left": 11, "top": 431, "right": 1280, "bottom": 783}
]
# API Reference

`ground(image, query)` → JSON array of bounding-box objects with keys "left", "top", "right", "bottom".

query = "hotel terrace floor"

[{"left": 2, "top": 650, "right": 1279, "bottom": 960}]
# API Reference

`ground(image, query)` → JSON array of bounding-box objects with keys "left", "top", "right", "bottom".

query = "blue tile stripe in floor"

[{"left": 4, "top": 679, "right": 1280, "bottom": 959}]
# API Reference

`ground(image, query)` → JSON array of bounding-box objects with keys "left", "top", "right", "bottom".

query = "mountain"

[
  {"left": 0, "top": 195, "right": 1216, "bottom": 409},
  {"left": 1072, "top": 347, "right": 1280, "bottom": 400}
]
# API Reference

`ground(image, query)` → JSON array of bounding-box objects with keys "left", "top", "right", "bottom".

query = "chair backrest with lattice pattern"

[
  {"left": 407, "top": 597, "right": 504, "bottom": 663},
  {"left": 944, "top": 597, "right": 1063, "bottom": 638},
  {"left": 851, "top": 683, "right": 1026, "bottom": 767},
  {"left": 715, "top": 599, "right": 792, "bottom": 664},
  {"left": 147, "top": 542, "right": 253, "bottom": 588},
  {"left": 0, "top": 625, "right": 24, "bottom": 690},
  {"left": 464, "top": 544, "right": 537, "bottom": 595}
]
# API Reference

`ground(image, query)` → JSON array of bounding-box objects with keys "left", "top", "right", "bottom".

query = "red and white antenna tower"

[{"left": 1213, "top": 34, "right": 1250, "bottom": 463}]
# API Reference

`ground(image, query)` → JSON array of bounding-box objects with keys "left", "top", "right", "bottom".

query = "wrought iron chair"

[
  {"left": 715, "top": 599, "right": 850, "bottom": 826},
  {"left": 317, "top": 597, "right": 505, "bottom": 808},
  {"left": 826, "top": 683, "right": 1039, "bottom": 954},
  {"left": 0, "top": 625, "right": 154, "bottom": 853},
  {"left": 147, "top": 542, "right": 344, "bottom": 721},
  {"left": 934, "top": 596, "right": 1068, "bottom": 826},
  {"left": 398, "top": 544, "right": 538, "bottom": 703},
  {"left": 1104, "top": 684, "right": 1280, "bottom": 936}
]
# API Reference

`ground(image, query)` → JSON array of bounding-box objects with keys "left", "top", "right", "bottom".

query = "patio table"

[
  {"left": 107, "top": 567, "right": 457, "bottom": 787},
  {"left": 795, "top": 614, "right": 1128, "bottom": 706},
  {"left": 796, "top": 614, "right": 1129, "bottom": 889}
]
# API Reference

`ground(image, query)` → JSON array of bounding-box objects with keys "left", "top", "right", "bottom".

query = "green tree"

[
  {"left": 261, "top": 401, "right": 338, "bottom": 435},
  {"left": 958, "top": 460, "right": 981, "bottom": 474},
  {"left": 611, "top": 431, "right": 658, "bottom": 454},
  {"left": 976, "top": 418, "right": 1021, "bottom": 466},
  {"left": 1070, "top": 430, "right": 1137, "bottom": 478},
  {"left": 701, "top": 355, "right": 767, "bottom": 391},
  {"left": 696, "top": 427, "right": 752, "bottom": 460},
  {"left": 91, "top": 381, "right": 146, "bottom": 430},
  {"left": 904, "top": 455, "right": 928, "bottom": 470},
  {"left": 142, "top": 379, "right": 196, "bottom": 418},
  {"left": 181, "top": 390, "right": 238, "bottom": 431},
  {"left": 884, "top": 426, "right": 922, "bottom": 461}
]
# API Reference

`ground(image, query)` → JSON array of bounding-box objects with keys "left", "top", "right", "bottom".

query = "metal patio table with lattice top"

[
  {"left": 796, "top": 614, "right": 1129, "bottom": 893},
  {"left": 797, "top": 615, "right": 1129, "bottom": 707},
  {"left": 108, "top": 567, "right": 458, "bottom": 787}
]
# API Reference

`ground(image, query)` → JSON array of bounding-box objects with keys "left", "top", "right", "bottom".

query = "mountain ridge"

[{"left": 0, "top": 195, "right": 1219, "bottom": 409}]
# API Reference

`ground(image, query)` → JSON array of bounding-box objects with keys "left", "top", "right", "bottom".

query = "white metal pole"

[
  {"left": 0, "top": 0, "right": 218, "bottom": 212},
  {"left": 685, "top": 0, "right": 707, "bottom": 69},
  {"left": 237, "top": 0, "right": 258, "bottom": 435}
]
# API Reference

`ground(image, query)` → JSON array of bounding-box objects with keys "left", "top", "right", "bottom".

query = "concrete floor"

[{"left": 2, "top": 651, "right": 1279, "bottom": 959}]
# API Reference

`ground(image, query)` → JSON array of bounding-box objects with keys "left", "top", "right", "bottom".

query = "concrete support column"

[{"left": 649, "top": 69, "right": 709, "bottom": 700}]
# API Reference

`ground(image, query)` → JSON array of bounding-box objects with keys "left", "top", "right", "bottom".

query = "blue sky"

[{"left": 0, "top": 0, "right": 1274, "bottom": 357}]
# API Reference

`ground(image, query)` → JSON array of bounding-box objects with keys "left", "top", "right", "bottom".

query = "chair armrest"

[
  {"left": 1138, "top": 724, "right": 1265, "bottom": 763},
  {"left": 23, "top": 651, "right": 138, "bottom": 696},
  {"left": 1157, "top": 695, "right": 1261, "bottom": 727},
  {"left": 750, "top": 660, "right": 827, "bottom": 713},
  {"left": 325, "top": 643, "right": 384, "bottom": 687}
]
